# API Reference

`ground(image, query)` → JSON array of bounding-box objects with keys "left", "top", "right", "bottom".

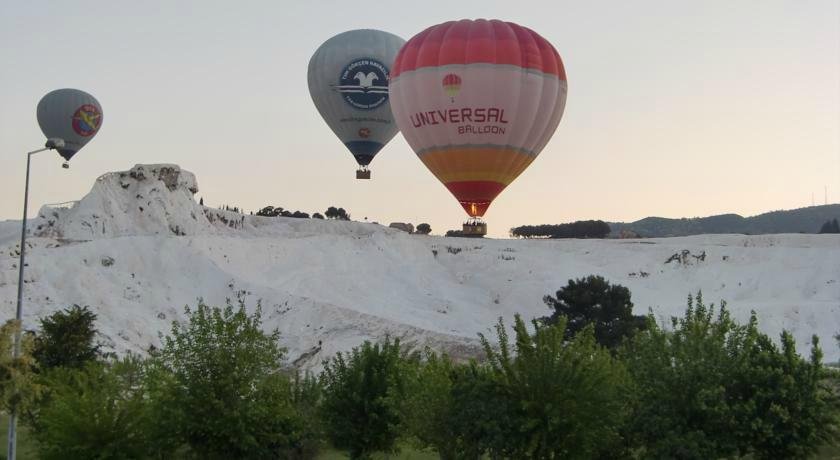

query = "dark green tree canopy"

[
  {"left": 543, "top": 275, "right": 646, "bottom": 350},
  {"left": 33, "top": 305, "right": 101, "bottom": 370},
  {"left": 415, "top": 223, "right": 432, "bottom": 234}
]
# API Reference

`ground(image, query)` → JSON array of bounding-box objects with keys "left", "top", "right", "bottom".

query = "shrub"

[
  {"left": 478, "top": 315, "right": 629, "bottom": 458},
  {"left": 146, "top": 298, "right": 307, "bottom": 458},
  {"left": 320, "top": 337, "right": 410, "bottom": 459}
]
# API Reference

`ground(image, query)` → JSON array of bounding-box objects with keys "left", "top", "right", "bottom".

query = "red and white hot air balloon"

[{"left": 390, "top": 19, "right": 567, "bottom": 235}]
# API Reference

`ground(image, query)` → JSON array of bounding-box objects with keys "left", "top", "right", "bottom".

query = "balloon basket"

[
  {"left": 356, "top": 169, "right": 371, "bottom": 180},
  {"left": 462, "top": 219, "right": 487, "bottom": 237}
]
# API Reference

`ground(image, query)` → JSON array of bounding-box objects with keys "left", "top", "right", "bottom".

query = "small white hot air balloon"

[
  {"left": 36, "top": 88, "right": 103, "bottom": 164},
  {"left": 308, "top": 29, "right": 405, "bottom": 179}
]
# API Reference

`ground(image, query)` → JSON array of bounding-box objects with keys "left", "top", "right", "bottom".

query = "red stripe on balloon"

[
  {"left": 392, "top": 19, "right": 565, "bottom": 80},
  {"left": 444, "top": 180, "right": 507, "bottom": 217}
]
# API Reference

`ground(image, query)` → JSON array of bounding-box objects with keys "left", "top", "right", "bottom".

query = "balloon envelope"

[
  {"left": 37, "top": 88, "right": 103, "bottom": 161},
  {"left": 390, "top": 19, "right": 567, "bottom": 217},
  {"left": 307, "top": 29, "right": 405, "bottom": 170}
]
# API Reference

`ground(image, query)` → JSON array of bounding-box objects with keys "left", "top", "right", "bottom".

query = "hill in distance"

[{"left": 608, "top": 204, "right": 840, "bottom": 238}]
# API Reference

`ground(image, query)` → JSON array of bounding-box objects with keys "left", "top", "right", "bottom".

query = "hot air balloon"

[
  {"left": 37, "top": 88, "right": 103, "bottom": 167},
  {"left": 390, "top": 19, "right": 567, "bottom": 235},
  {"left": 308, "top": 29, "right": 405, "bottom": 179}
]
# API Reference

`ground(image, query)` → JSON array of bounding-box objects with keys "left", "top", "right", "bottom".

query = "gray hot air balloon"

[
  {"left": 308, "top": 29, "right": 405, "bottom": 179},
  {"left": 36, "top": 88, "right": 103, "bottom": 163}
]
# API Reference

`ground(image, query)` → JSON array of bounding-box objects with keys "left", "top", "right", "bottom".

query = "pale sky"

[{"left": 1, "top": 1, "right": 838, "bottom": 237}]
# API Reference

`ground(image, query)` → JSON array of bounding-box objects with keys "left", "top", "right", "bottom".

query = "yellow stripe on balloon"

[{"left": 419, "top": 147, "right": 535, "bottom": 185}]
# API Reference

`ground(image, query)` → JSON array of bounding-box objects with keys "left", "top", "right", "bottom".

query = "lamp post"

[{"left": 7, "top": 138, "right": 65, "bottom": 460}]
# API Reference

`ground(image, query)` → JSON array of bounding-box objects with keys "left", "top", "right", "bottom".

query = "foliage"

[
  {"left": 444, "top": 229, "right": 465, "bottom": 237},
  {"left": 320, "top": 337, "right": 410, "bottom": 459},
  {"left": 819, "top": 218, "right": 840, "bottom": 234},
  {"left": 543, "top": 275, "right": 646, "bottom": 350},
  {"left": 510, "top": 220, "right": 611, "bottom": 239},
  {"left": 622, "top": 293, "right": 840, "bottom": 459},
  {"left": 146, "top": 298, "right": 308, "bottom": 459},
  {"left": 415, "top": 223, "right": 432, "bottom": 235},
  {"left": 32, "top": 305, "right": 101, "bottom": 370},
  {"left": 32, "top": 355, "right": 151, "bottom": 460},
  {"left": 400, "top": 351, "right": 462, "bottom": 459},
  {"left": 257, "top": 206, "right": 310, "bottom": 218},
  {"left": 0, "top": 320, "right": 42, "bottom": 417},
  {"left": 478, "top": 315, "right": 629, "bottom": 458},
  {"left": 325, "top": 206, "right": 350, "bottom": 220},
  {"left": 312, "top": 212, "right": 325, "bottom": 219}
]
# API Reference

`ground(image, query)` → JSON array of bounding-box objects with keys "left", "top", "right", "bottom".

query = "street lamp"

[
  {"left": 6, "top": 138, "right": 66, "bottom": 460},
  {"left": 7, "top": 88, "right": 103, "bottom": 460}
]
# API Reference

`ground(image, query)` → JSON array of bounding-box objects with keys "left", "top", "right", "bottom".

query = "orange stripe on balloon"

[{"left": 419, "top": 147, "right": 535, "bottom": 185}]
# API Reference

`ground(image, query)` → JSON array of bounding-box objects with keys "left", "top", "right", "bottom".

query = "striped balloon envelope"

[{"left": 390, "top": 19, "right": 567, "bottom": 217}]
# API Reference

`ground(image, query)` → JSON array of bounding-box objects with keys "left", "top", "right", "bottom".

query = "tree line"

[
  {"left": 510, "top": 220, "right": 611, "bottom": 239},
  {"left": 2, "top": 277, "right": 838, "bottom": 459}
]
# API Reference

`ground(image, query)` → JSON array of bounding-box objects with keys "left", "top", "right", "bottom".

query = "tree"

[
  {"left": 325, "top": 206, "right": 350, "bottom": 221},
  {"left": 33, "top": 355, "right": 152, "bottom": 460},
  {"left": 32, "top": 305, "right": 101, "bottom": 370},
  {"left": 415, "top": 223, "right": 432, "bottom": 235},
  {"left": 146, "top": 298, "right": 308, "bottom": 458},
  {"left": 312, "top": 213, "right": 324, "bottom": 220},
  {"left": 510, "top": 220, "right": 611, "bottom": 238},
  {"left": 478, "top": 315, "right": 629, "bottom": 458},
  {"left": 622, "top": 293, "right": 840, "bottom": 459},
  {"left": 445, "top": 229, "right": 465, "bottom": 237},
  {"left": 320, "top": 337, "right": 409, "bottom": 459},
  {"left": 543, "top": 275, "right": 646, "bottom": 350},
  {"left": 199, "top": 197, "right": 204, "bottom": 206},
  {"left": 819, "top": 218, "right": 840, "bottom": 233},
  {"left": 1, "top": 320, "right": 42, "bottom": 422}
]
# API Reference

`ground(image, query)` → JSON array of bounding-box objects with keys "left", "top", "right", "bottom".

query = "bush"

[
  {"left": 478, "top": 315, "right": 629, "bottom": 458},
  {"left": 146, "top": 298, "right": 308, "bottom": 458},
  {"left": 32, "top": 305, "right": 101, "bottom": 370},
  {"left": 543, "top": 275, "right": 646, "bottom": 350},
  {"left": 32, "top": 356, "right": 151, "bottom": 460},
  {"left": 320, "top": 337, "right": 410, "bottom": 459},
  {"left": 622, "top": 293, "right": 840, "bottom": 459},
  {"left": 0, "top": 320, "right": 41, "bottom": 418}
]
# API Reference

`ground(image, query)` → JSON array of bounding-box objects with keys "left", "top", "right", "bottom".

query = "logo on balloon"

[
  {"left": 358, "top": 127, "right": 371, "bottom": 138},
  {"left": 442, "top": 74, "right": 462, "bottom": 101},
  {"left": 72, "top": 104, "right": 102, "bottom": 137},
  {"left": 334, "top": 58, "right": 390, "bottom": 110}
]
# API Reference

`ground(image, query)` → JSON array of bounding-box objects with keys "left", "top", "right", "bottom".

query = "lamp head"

[{"left": 45, "top": 138, "right": 65, "bottom": 149}]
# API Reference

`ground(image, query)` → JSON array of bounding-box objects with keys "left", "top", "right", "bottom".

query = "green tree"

[
  {"left": 320, "top": 337, "right": 410, "bottom": 459},
  {"left": 543, "top": 275, "right": 646, "bottom": 350},
  {"left": 479, "top": 315, "right": 629, "bottom": 458},
  {"left": 415, "top": 223, "right": 432, "bottom": 235},
  {"left": 32, "top": 355, "right": 151, "bottom": 460},
  {"left": 622, "top": 293, "right": 839, "bottom": 459},
  {"left": 1, "top": 320, "right": 42, "bottom": 424},
  {"left": 32, "top": 305, "right": 101, "bottom": 370},
  {"left": 400, "top": 350, "right": 461, "bottom": 459},
  {"left": 146, "top": 298, "right": 308, "bottom": 459}
]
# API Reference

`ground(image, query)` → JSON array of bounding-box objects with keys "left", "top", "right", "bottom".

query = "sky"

[{"left": 1, "top": 1, "right": 838, "bottom": 238}]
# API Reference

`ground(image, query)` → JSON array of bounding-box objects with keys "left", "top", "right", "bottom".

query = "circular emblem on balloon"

[
  {"left": 71, "top": 104, "right": 102, "bottom": 137},
  {"left": 337, "top": 58, "right": 390, "bottom": 110}
]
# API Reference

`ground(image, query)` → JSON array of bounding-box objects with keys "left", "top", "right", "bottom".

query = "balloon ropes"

[
  {"left": 390, "top": 19, "right": 567, "bottom": 235},
  {"left": 308, "top": 29, "right": 405, "bottom": 179},
  {"left": 37, "top": 89, "right": 103, "bottom": 166}
]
